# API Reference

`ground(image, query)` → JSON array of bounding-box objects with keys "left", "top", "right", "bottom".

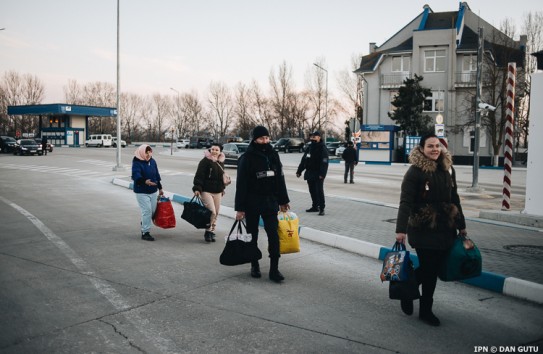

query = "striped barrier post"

[{"left": 502, "top": 62, "right": 516, "bottom": 211}]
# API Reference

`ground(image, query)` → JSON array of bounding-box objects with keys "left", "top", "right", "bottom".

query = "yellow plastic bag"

[{"left": 277, "top": 212, "right": 300, "bottom": 254}]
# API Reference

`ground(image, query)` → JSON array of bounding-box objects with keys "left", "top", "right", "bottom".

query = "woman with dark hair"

[
  {"left": 132, "top": 144, "right": 164, "bottom": 241},
  {"left": 193, "top": 143, "right": 227, "bottom": 242},
  {"left": 395, "top": 134, "right": 467, "bottom": 326}
]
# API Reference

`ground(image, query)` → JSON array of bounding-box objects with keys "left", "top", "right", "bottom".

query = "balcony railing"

[
  {"left": 455, "top": 72, "right": 477, "bottom": 86},
  {"left": 380, "top": 73, "right": 411, "bottom": 87}
]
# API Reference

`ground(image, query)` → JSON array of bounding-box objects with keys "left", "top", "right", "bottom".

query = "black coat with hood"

[
  {"left": 235, "top": 142, "right": 290, "bottom": 215},
  {"left": 192, "top": 149, "right": 226, "bottom": 194},
  {"left": 395, "top": 146, "right": 466, "bottom": 250}
]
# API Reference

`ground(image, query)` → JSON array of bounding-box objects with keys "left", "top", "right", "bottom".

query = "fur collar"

[
  {"left": 204, "top": 149, "right": 225, "bottom": 163},
  {"left": 408, "top": 146, "right": 452, "bottom": 173}
]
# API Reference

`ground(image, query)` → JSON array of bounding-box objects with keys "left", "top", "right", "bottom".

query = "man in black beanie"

[{"left": 235, "top": 126, "right": 291, "bottom": 282}]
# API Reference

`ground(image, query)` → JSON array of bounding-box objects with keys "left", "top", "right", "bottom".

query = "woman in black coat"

[
  {"left": 193, "top": 143, "right": 227, "bottom": 242},
  {"left": 395, "top": 134, "right": 467, "bottom": 326},
  {"left": 235, "top": 126, "right": 290, "bottom": 282}
]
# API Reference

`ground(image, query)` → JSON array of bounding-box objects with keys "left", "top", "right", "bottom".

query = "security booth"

[
  {"left": 7, "top": 104, "right": 117, "bottom": 147},
  {"left": 358, "top": 125, "right": 400, "bottom": 164}
]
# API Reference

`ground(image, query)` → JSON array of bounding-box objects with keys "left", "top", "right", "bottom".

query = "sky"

[{"left": 1, "top": 0, "right": 540, "bottom": 103}]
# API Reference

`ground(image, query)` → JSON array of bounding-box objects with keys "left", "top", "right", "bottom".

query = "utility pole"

[
  {"left": 112, "top": 0, "right": 124, "bottom": 171},
  {"left": 468, "top": 27, "right": 484, "bottom": 192}
]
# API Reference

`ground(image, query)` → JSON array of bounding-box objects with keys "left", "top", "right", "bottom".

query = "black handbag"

[
  {"left": 219, "top": 220, "right": 262, "bottom": 266},
  {"left": 389, "top": 263, "right": 420, "bottom": 300},
  {"left": 181, "top": 196, "right": 212, "bottom": 229}
]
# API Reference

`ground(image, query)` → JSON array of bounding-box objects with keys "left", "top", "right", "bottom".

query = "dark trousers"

[
  {"left": 415, "top": 248, "right": 447, "bottom": 301},
  {"left": 307, "top": 178, "right": 325, "bottom": 210},
  {"left": 344, "top": 162, "right": 355, "bottom": 182},
  {"left": 245, "top": 211, "right": 280, "bottom": 259}
]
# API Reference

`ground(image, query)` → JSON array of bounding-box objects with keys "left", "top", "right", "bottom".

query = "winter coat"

[
  {"left": 193, "top": 149, "right": 226, "bottom": 194},
  {"left": 296, "top": 140, "right": 329, "bottom": 180},
  {"left": 235, "top": 142, "right": 290, "bottom": 215},
  {"left": 395, "top": 146, "right": 466, "bottom": 250},
  {"left": 342, "top": 146, "right": 357, "bottom": 164},
  {"left": 132, "top": 157, "right": 163, "bottom": 194}
]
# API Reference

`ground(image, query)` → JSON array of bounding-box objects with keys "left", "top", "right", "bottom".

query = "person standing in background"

[
  {"left": 296, "top": 131, "right": 329, "bottom": 215},
  {"left": 341, "top": 141, "right": 357, "bottom": 184},
  {"left": 132, "top": 144, "right": 164, "bottom": 241},
  {"left": 41, "top": 135, "right": 48, "bottom": 156}
]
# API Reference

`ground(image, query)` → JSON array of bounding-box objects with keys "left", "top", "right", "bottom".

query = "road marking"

[
  {"left": 0, "top": 163, "right": 109, "bottom": 178},
  {"left": 0, "top": 196, "right": 177, "bottom": 353}
]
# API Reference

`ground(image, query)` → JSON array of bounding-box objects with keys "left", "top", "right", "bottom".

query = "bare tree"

[
  {"left": 305, "top": 59, "right": 328, "bottom": 133},
  {"left": 63, "top": 79, "right": 84, "bottom": 105},
  {"left": 269, "top": 61, "right": 296, "bottom": 137},
  {"left": 181, "top": 91, "right": 206, "bottom": 137},
  {"left": 150, "top": 93, "right": 172, "bottom": 142},
  {"left": 250, "top": 80, "right": 276, "bottom": 137},
  {"left": 119, "top": 93, "right": 144, "bottom": 143},
  {"left": 233, "top": 82, "right": 254, "bottom": 138},
  {"left": 208, "top": 81, "right": 234, "bottom": 139}
]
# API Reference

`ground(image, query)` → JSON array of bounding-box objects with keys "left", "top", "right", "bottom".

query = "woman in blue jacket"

[{"left": 132, "top": 144, "right": 164, "bottom": 241}]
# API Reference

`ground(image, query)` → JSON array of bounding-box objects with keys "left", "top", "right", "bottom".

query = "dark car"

[
  {"left": 223, "top": 142, "right": 249, "bottom": 166},
  {"left": 13, "top": 139, "right": 43, "bottom": 156},
  {"left": 0, "top": 136, "right": 17, "bottom": 153},
  {"left": 326, "top": 142, "right": 343, "bottom": 155},
  {"left": 34, "top": 138, "right": 54, "bottom": 153},
  {"left": 273, "top": 138, "right": 305, "bottom": 153}
]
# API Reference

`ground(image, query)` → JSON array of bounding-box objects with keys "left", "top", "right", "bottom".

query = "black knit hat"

[{"left": 251, "top": 125, "right": 270, "bottom": 141}]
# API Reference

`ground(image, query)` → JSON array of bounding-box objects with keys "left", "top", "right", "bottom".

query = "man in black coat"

[
  {"left": 235, "top": 126, "right": 290, "bottom": 282},
  {"left": 296, "top": 131, "right": 329, "bottom": 215},
  {"left": 341, "top": 141, "right": 358, "bottom": 183}
]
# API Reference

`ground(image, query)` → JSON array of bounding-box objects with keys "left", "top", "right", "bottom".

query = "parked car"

[
  {"left": 336, "top": 146, "right": 346, "bottom": 157},
  {"left": 326, "top": 142, "right": 343, "bottom": 155},
  {"left": 112, "top": 137, "right": 127, "bottom": 148},
  {"left": 86, "top": 134, "right": 113, "bottom": 147},
  {"left": 34, "top": 138, "right": 54, "bottom": 153},
  {"left": 0, "top": 136, "right": 17, "bottom": 153},
  {"left": 273, "top": 138, "right": 305, "bottom": 153},
  {"left": 176, "top": 139, "right": 190, "bottom": 148},
  {"left": 13, "top": 139, "right": 42, "bottom": 156},
  {"left": 189, "top": 136, "right": 214, "bottom": 149},
  {"left": 223, "top": 142, "right": 249, "bottom": 166}
]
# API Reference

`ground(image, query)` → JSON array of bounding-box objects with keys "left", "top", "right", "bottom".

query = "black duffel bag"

[{"left": 181, "top": 196, "right": 212, "bottom": 229}]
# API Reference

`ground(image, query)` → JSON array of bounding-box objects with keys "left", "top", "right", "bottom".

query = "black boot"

[
  {"left": 209, "top": 232, "right": 216, "bottom": 242},
  {"left": 269, "top": 257, "right": 284, "bottom": 282},
  {"left": 318, "top": 208, "right": 325, "bottom": 216},
  {"left": 204, "top": 231, "right": 212, "bottom": 243},
  {"left": 305, "top": 207, "right": 319, "bottom": 212},
  {"left": 250, "top": 261, "right": 261, "bottom": 278},
  {"left": 419, "top": 298, "right": 440, "bottom": 326}
]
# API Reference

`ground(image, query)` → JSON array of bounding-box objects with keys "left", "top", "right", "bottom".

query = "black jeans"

[
  {"left": 245, "top": 211, "right": 280, "bottom": 259},
  {"left": 415, "top": 248, "right": 447, "bottom": 301},
  {"left": 307, "top": 178, "right": 325, "bottom": 210},
  {"left": 344, "top": 162, "right": 355, "bottom": 182}
]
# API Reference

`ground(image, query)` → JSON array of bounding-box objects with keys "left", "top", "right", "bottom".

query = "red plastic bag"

[{"left": 153, "top": 196, "right": 176, "bottom": 229}]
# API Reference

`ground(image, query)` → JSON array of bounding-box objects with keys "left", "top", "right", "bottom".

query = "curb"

[{"left": 111, "top": 177, "right": 543, "bottom": 305}]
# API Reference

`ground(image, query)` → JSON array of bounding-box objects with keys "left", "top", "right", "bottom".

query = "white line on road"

[{"left": 0, "top": 196, "right": 177, "bottom": 353}]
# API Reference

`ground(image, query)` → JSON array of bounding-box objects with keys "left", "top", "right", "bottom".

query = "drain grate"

[{"left": 503, "top": 245, "right": 543, "bottom": 256}]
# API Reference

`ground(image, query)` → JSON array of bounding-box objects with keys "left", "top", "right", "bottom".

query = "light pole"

[
  {"left": 112, "top": 0, "right": 124, "bottom": 171},
  {"left": 313, "top": 63, "right": 328, "bottom": 141}
]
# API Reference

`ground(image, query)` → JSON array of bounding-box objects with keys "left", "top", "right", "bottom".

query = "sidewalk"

[{"left": 112, "top": 173, "right": 543, "bottom": 305}]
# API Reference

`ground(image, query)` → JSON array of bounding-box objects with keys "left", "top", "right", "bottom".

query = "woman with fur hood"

[
  {"left": 395, "top": 134, "right": 467, "bottom": 327},
  {"left": 193, "top": 143, "right": 227, "bottom": 242}
]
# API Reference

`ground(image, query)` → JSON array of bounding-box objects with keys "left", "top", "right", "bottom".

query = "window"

[
  {"left": 463, "top": 128, "right": 487, "bottom": 152},
  {"left": 424, "top": 50, "right": 446, "bottom": 72},
  {"left": 423, "top": 91, "right": 444, "bottom": 112},
  {"left": 392, "top": 56, "right": 410, "bottom": 72},
  {"left": 462, "top": 54, "right": 477, "bottom": 72}
]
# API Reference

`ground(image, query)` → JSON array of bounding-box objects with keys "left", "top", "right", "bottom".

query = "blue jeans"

[{"left": 136, "top": 192, "right": 158, "bottom": 234}]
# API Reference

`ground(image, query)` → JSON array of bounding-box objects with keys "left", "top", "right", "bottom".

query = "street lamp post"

[
  {"left": 112, "top": 0, "right": 124, "bottom": 171},
  {"left": 313, "top": 63, "right": 328, "bottom": 141}
]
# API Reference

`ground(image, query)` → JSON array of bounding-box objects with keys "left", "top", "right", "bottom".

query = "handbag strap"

[{"left": 216, "top": 162, "right": 225, "bottom": 172}]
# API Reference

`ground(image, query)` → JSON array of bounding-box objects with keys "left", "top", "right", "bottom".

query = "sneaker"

[
  {"left": 141, "top": 232, "right": 155, "bottom": 241},
  {"left": 318, "top": 209, "right": 325, "bottom": 216},
  {"left": 305, "top": 207, "right": 319, "bottom": 212}
]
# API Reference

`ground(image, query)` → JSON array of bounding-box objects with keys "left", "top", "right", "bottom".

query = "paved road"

[{"left": 0, "top": 148, "right": 541, "bottom": 353}]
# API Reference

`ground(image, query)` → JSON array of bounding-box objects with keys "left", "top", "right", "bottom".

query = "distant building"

[{"left": 355, "top": 2, "right": 525, "bottom": 165}]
